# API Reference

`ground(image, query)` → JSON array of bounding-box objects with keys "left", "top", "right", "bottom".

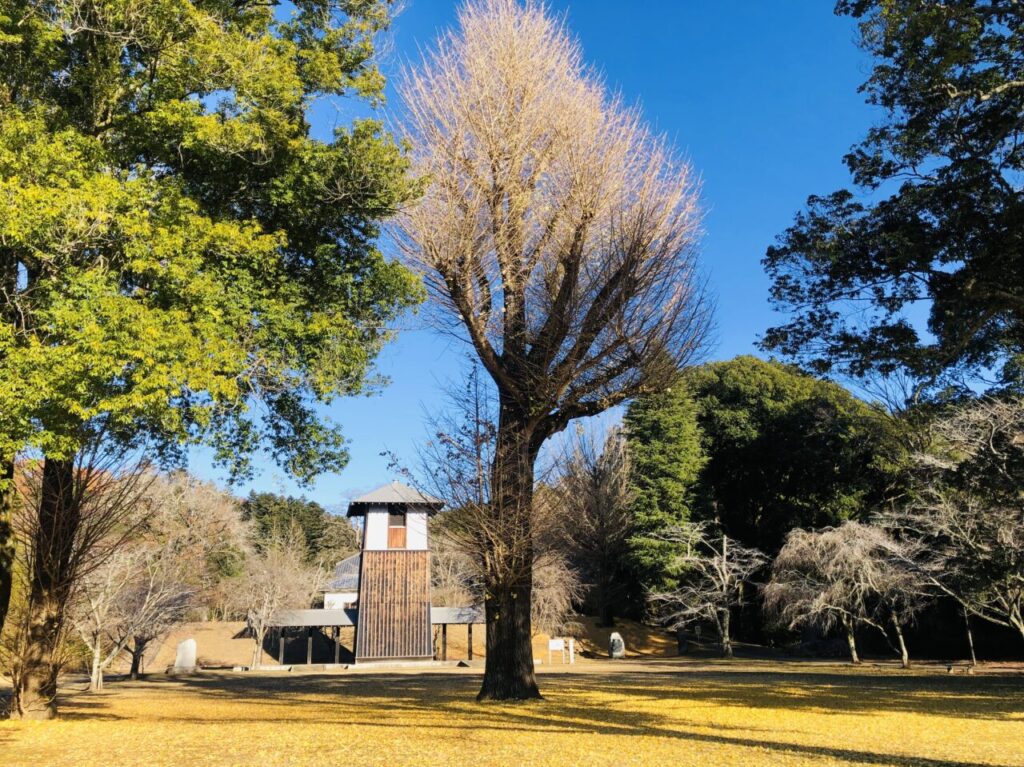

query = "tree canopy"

[
  {"left": 683, "top": 356, "right": 897, "bottom": 553},
  {"left": 762, "top": 0, "right": 1024, "bottom": 396},
  {"left": 0, "top": 0, "right": 422, "bottom": 478}
]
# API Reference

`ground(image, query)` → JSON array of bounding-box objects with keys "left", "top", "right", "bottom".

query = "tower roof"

[{"left": 346, "top": 481, "right": 444, "bottom": 517}]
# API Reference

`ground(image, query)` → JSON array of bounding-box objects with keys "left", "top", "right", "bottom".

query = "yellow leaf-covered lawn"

[{"left": 2, "top": 660, "right": 1022, "bottom": 767}]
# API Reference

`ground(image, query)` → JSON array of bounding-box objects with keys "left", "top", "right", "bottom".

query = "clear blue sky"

[{"left": 190, "top": 1, "right": 879, "bottom": 509}]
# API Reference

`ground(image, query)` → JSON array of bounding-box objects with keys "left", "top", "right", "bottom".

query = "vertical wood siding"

[{"left": 355, "top": 550, "right": 431, "bottom": 660}]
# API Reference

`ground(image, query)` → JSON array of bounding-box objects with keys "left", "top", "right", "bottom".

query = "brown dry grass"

[{"left": 2, "top": 659, "right": 1021, "bottom": 767}]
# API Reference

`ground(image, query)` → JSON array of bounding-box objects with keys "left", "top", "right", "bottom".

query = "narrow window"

[{"left": 388, "top": 508, "right": 407, "bottom": 549}]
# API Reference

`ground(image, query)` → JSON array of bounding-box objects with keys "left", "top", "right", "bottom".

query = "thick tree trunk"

[
  {"left": 10, "top": 457, "right": 79, "bottom": 720},
  {"left": 719, "top": 607, "right": 733, "bottom": 658},
  {"left": 891, "top": 617, "right": 910, "bottom": 669},
  {"left": 963, "top": 605, "right": 977, "bottom": 667},
  {"left": 0, "top": 458, "right": 14, "bottom": 639},
  {"left": 843, "top": 617, "right": 860, "bottom": 664},
  {"left": 477, "top": 405, "right": 541, "bottom": 702}
]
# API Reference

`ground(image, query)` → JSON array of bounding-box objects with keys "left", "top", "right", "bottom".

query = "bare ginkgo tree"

[
  {"left": 396, "top": 0, "right": 710, "bottom": 700},
  {"left": 765, "top": 522, "right": 926, "bottom": 666},
  {"left": 649, "top": 523, "right": 767, "bottom": 658}
]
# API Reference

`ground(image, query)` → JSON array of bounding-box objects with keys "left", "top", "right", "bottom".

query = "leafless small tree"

[
  {"left": 649, "top": 523, "right": 767, "bottom": 658},
  {"left": 139, "top": 472, "right": 250, "bottom": 620},
  {"left": 553, "top": 425, "right": 634, "bottom": 626},
  {"left": 878, "top": 396, "right": 1024, "bottom": 660},
  {"left": 71, "top": 546, "right": 142, "bottom": 691},
  {"left": 765, "top": 522, "right": 925, "bottom": 666},
  {"left": 396, "top": 0, "right": 710, "bottom": 700},
  {"left": 120, "top": 549, "right": 195, "bottom": 681},
  {"left": 240, "top": 526, "right": 324, "bottom": 669}
]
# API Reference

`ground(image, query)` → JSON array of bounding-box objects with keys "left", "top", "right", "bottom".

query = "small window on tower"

[{"left": 388, "top": 510, "right": 406, "bottom": 528}]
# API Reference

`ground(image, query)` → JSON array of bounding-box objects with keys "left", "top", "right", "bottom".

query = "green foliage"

[
  {"left": 762, "top": 1, "right": 1024, "bottom": 396},
  {"left": 242, "top": 491, "right": 357, "bottom": 565},
  {"left": 683, "top": 356, "right": 898, "bottom": 552},
  {"left": 623, "top": 383, "right": 705, "bottom": 591},
  {"left": 0, "top": 0, "right": 422, "bottom": 479}
]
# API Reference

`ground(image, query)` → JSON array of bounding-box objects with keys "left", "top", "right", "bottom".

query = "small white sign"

[{"left": 548, "top": 638, "right": 566, "bottom": 651}]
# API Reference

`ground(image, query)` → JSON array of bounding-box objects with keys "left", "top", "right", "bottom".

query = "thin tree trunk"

[
  {"left": 720, "top": 536, "right": 732, "bottom": 658},
  {"left": 963, "top": 605, "right": 977, "bottom": 667},
  {"left": 843, "top": 617, "right": 860, "bottom": 664},
  {"left": 891, "top": 617, "right": 909, "bottom": 669},
  {"left": 129, "top": 639, "right": 147, "bottom": 680},
  {"left": 10, "top": 457, "right": 79, "bottom": 720},
  {"left": 598, "top": 581, "right": 615, "bottom": 628},
  {"left": 252, "top": 628, "right": 265, "bottom": 669},
  {"left": 0, "top": 457, "right": 15, "bottom": 639},
  {"left": 477, "top": 406, "right": 541, "bottom": 702},
  {"left": 89, "top": 640, "right": 103, "bottom": 692},
  {"left": 720, "top": 607, "right": 733, "bottom": 658}
]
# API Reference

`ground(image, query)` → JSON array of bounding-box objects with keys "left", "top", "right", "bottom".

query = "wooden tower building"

[{"left": 346, "top": 482, "right": 444, "bottom": 662}]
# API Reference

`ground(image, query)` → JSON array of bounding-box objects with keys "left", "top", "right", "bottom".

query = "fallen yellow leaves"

[{"left": 2, "top": 660, "right": 1022, "bottom": 767}]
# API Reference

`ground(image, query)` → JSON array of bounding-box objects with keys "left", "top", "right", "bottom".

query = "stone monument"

[
  {"left": 609, "top": 631, "right": 625, "bottom": 659},
  {"left": 170, "top": 638, "right": 197, "bottom": 674}
]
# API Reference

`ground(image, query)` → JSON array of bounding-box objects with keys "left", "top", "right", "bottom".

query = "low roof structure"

[
  {"left": 346, "top": 481, "right": 444, "bottom": 517},
  {"left": 268, "top": 606, "right": 484, "bottom": 627},
  {"left": 270, "top": 608, "right": 357, "bottom": 627}
]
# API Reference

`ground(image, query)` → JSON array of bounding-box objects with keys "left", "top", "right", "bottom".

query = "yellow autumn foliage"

[{"left": 2, "top": 661, "right": 1021, "bottom": 767}]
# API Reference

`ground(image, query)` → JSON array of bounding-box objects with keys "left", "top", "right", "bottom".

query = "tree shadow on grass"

[{"left": 56, "top": 668, "right": 1024, "bottom": 767}]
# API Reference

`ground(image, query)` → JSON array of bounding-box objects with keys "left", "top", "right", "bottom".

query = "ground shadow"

[{"left": 67, "top": 664, "right": 1021, "bottom": 767}]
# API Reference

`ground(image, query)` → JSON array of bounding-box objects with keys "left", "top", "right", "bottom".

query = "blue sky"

[{"left": 191, "top": 1, "right": 879, "bottom": 509}]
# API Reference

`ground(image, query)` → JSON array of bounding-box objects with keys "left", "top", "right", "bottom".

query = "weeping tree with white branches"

[
  {"left": 649, "top": 523, "right": 767, "bottom": 658},
  {"left": 396, "top": 0, "right": 710, "bottom": 700},
  {"left": 765, "top": 522, "right": 926, "bottom": 666}
]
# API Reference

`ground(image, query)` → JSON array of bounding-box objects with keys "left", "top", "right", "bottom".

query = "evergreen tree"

[
  {"left": 623, "top": 383, "right": 705, "bottom": 592},
  {"left": 683, "top": 356, "right": 897, "bottom": 553},
  {"left": 763, "top": 1, "right": 1024, "bottom": 397}
]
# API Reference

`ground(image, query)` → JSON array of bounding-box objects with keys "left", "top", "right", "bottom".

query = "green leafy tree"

[
  {"left": 762, "top": 1, "right": 1024, "bottom": 397},
  {"left": 623, "top": 383, "right": 705, "bottom": 593},
  {"left": 683, "top": 356, "right": 897, "bottom": 553},
  {"left": 0, "top": 0, "right": 419, "bottom": 719}
]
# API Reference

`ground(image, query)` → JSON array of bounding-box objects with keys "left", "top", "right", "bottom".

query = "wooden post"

[
  {"left": 333, "top": 626, "right": 340, "bottom": 664},
  {"left": 467, "top": 623, "right": 473, "bottom": 661},
  {"left": 441, "top": 624, "right": 447, "bottom": 661},
  {"left": 278, "top": 629, "right": 285, "bottom": 665},
  {"left": 307, "top": 627, "right": 314, "bottom": 665}
]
